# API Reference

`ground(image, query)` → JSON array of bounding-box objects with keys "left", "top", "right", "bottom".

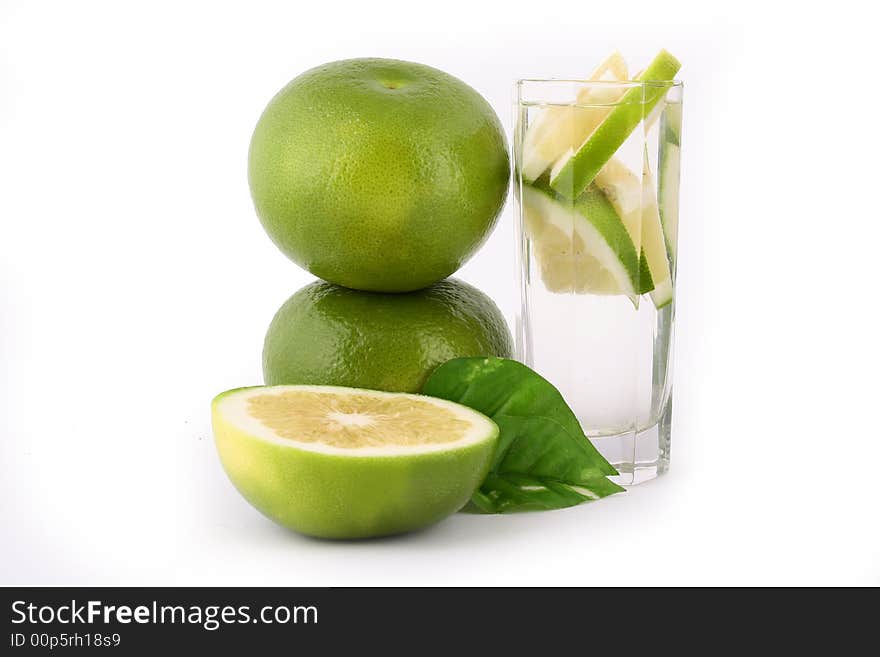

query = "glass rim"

[{"left": 516, "top": 78, "right": 683, "bottom": 87}]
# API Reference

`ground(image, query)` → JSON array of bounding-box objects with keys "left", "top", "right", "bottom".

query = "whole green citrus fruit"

[
  {"left": 263, "top": 278, "right": 513, "bottom": 393},
  {"left": 248, "top": 58, "right": 510, "bottom": 292}
]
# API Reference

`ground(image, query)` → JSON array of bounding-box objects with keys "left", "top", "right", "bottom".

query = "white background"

[{"left": 2, "top": 0, "right": 878, "bottom": 586}]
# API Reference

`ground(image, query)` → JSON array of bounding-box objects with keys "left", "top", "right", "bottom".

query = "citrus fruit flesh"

[
  {"left": 263, "top": 278, "right": 513, "bottom": 394},
  {"left": 212, "top": 385, "right": 498, "bottom": 539},
  {"left": 521, "top": 180, "right": 646, "bottom": 297},
  {"left": 248, "top": 58, "right": 510, "bottom": 292},
  {"left": 549, "top": 50, "right": 681, "bottom": 199},
  {"left": 524, "top": 160, "right": 669, "bottom": 305}
]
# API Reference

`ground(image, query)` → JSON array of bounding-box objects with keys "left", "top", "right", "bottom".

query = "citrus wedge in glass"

[
  {"left": 594, "top": 156, "right": 673, "bottom": 307},
  {"left": 521, "top": 51, "right": 629, "bottom": 182},
  {"left": 521, "top": 180, "right": 647, "bottom": 296},
  {"left": 549, "top": 49, "right": 681, "bottom": 199},
  {"left": 658, "top": 101, "right": 683, "bottom": 259}
]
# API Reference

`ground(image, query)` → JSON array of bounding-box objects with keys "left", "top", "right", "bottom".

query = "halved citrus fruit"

[{"left": 212, "top": 385, "right": 498, "bottom": 539}]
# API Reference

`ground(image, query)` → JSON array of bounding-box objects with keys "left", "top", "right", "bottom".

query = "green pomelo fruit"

[
  {"left": 248, "top": 58, "right": 510, "bottom": 293},
  {"left": 549, "top": 50, "right": 681, "bottom": 199},
  {"left": 212, "top": 385, "right": 498, "bottom": 539},
  {"left": 263, "top": 278, "right": 513, "bottom": 393}
]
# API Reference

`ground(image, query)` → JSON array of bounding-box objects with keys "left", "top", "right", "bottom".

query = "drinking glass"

[{"left": 513, "top": 78, "right": 683, "bottom": 485}]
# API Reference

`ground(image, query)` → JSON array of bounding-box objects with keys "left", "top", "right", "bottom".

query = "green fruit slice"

[
  {"left": 521, "top": 180, "right": 647, "bottom": 296},
  {"left": 212, "top": 385, "right": 498, "bottom": 539},
  {"left": 594, "top": 156, "right": 673, "bottom": 307},
  {"left": 521, "top": 51, "right": 629, "bottom": 182},
  {"left": 642, "top": 162, "right": 673, "bottom": 307},
  {"left": 658, "top": 102, "right": 683, "bottom": 259},
  {"left": 549, "top": 50, "right": 681, "bottom": 199}
]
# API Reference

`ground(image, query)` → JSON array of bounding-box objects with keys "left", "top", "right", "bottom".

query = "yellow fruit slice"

[
  {"left": 519, "top": 50, "right": 678, "bottom": 306},
  {"left": 642, "top": 162, "right": 673, "bottom": 307},
  {"left": 521, "top": 51, "right": 629, "bottom": 182},
  {"left": 594, "top": 156, "right": 673, "bottom": 307},
  {"left": 212, "top": 385, "right": 498, "bottom": 538},
  {"left": 521, "top": 181, "right": 643, "bottom": 297},
  {"left": 523, "top": 186, "right": 622, "bottom": 295}
]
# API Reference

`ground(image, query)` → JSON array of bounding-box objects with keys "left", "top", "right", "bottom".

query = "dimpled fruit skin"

[
  {"left": 263, "top": 278, "right": 513, "bottom": 393},
  {"left": 248, "top": 58, "right": 510, "bottom": 292}
]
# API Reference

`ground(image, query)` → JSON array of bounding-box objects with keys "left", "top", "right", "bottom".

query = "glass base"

[{"left": 587, "top": 402, "right": 672, "bottom": 486}]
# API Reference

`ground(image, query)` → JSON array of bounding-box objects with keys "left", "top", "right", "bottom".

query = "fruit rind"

[
  {"left": 658, "top": 99, "right": 682, "bottom": 260},
  {"left": 523, "top": 180, "right": 643, "bottom": 296},
  {"left": 593, "top": 156, "right": 673, "bottom": 307}
]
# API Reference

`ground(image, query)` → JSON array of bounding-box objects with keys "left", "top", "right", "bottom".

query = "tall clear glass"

[{"left": 514, "top": 78, "right": 683, "bottom": 485}]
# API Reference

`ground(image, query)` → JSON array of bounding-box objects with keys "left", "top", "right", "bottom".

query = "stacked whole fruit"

[
  {"left": 248, "top": 58, "right": 513, "bottom": 391},
  {"left": 213, "top": 59, "right": 513, "bottom": 539}
]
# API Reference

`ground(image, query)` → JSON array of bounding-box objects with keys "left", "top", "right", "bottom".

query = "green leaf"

[
  {"left": 422, "top": 357, "right": 624, "bottom": 512},
  {"left": 480, "top": 415, "right": 624, "bottom": 512},
  {"left": 424, "top": 357, "right": 616, "bottom": 477},
  {"left": 479, "top": 472, "right": 625, "bottom": 513}
]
